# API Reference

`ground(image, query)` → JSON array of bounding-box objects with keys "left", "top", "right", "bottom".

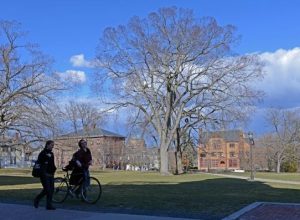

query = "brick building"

[
  {"left": 198, "top": 130, "right": 250, "bottom": 171},
  {"left": 54, "top": 128, "right": 125, "bottom": 169}
]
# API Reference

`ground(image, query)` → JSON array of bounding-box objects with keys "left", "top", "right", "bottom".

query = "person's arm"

[{"left": 72, "top": 151, "right": 83, "bottom": 168}]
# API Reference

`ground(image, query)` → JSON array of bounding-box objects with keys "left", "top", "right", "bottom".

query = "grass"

[{"left": 1, "top": 169, "right": 300, "bottom": 219}]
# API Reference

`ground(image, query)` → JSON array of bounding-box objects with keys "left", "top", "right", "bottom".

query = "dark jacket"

[
  {"left": 37, "top": 148, "right": 56, "bottom": 176},
  {"left": 73, "top": 148, "right": 92, "bottom": 170},
  {"left": 64, "top": 148, "right": 92, "bottom": 185}
]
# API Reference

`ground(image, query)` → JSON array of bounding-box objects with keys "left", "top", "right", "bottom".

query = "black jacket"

[
  {"left": 73, "top": 148, "right": 92, "bottom": 170},
  {"left": 37, "top": 148, "right": 56, "bottom": 175},
  {"left": 65, "top": 148, "right": 92, "bottom": 171}
]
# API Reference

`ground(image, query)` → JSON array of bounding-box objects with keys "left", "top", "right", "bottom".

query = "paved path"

[
  {"left": 203, "top": 172, "right": 300, "bottom": 185},
  {"left": 0, "top": 203, "right": 193, "bottom": 220},
  {"left": 222, "top": 202, "right": 300, "bottom": 220}
]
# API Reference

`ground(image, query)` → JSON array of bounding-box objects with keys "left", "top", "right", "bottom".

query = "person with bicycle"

[
  {"left": 34, "top": 140, "right": 57, "bottom": 210},
  {"left": 53, "top": 138, "right": 101, "bottom": 204},
  {"left": 64, "top": 139, "right": 92, "bottom": 196}
]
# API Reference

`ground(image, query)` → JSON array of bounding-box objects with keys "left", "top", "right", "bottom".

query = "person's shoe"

[
  {"left": 46, "top": 206, "right": 56, "bottom": 210},
  {"left": 33, "top": 198, "right": 39, "bottom": 208}
]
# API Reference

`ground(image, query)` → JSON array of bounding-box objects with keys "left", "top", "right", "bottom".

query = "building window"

[
  {"left": 211, "top": 139, "right": 222, "bottom": 150},
  {"left": 25, "top": 153, "right": 30, "bottom": 161},
  {"left": 211, "top": 159, "right": 219, "bottom": 167},
  {"left": 211, "top": 152, "right": 217, "bottom": 157},
  {"left": 212, "top": 140, "right": 221, "bottom": 150},
  {"left": 10, "top": 156, "right": 16, "bottom": 165},
  {"left": 200, "top": 153, "right": 206, "bottom": 158},
  {"left": 229, "top": 143, "right": 235, "bottom": 148},
  {"left": 200, "top": 159, "right": 208, "bottom": 167},
  {"left": 229, "top": 159, "right": 238, "bottom": 167}
]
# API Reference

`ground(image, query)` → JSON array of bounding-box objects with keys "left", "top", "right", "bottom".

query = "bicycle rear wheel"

[
  {"left": 53, "top": 177, "right": 69, "bottom": 203},
  {"left": 81, "top": 177, "right": 102, "bottom": 204}
]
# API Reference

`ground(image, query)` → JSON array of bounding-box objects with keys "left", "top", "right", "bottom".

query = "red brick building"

[
  {"left": 54, "top": 128, "right": 125, "bottom": 169},
  {"left": 198, "top": 130, "right": 250, "bottom": 171}
]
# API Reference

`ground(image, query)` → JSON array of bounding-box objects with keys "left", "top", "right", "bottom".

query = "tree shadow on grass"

[
  {"left": 1, "top": 177, "right": 300, "bottom": 219},
  {"left": 0, "top": 176, "right": 40, "bottom": 185}
]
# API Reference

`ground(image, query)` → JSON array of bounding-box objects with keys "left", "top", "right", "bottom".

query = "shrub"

[{"left": 281, "top": 161, "right": 298, "bottom": 173}]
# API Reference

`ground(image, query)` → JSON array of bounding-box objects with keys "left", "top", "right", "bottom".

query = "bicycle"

[{"left": 53, "top": 170, "right": 102, "bottom": 204}]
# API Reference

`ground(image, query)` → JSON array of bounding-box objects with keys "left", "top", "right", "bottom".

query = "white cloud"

[
  {"left": 56, "top": 70, "right": 86, "bottom": 84},
  {"left": 70, "top": 54, "right": 94, "bottom": 68},
  {"left": 257, "top": 47, "right": 300, "bottom": 107}
]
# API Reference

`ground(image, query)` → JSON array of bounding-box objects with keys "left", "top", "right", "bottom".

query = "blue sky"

[{"left": 1, "top": 0, "right": 300, "bottom": 136}]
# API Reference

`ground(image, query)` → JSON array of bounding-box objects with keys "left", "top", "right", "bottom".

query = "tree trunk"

[
  {"left": 160, "top": 143, "right": 169, "bottom": 175},
  {"left": 174, "top": 151, "right": 178, "bottom": 175},
  {"left": 276, "top": 159, "right": 281, "bottom": 173},
  {"left": 174, "top": 127, "right": 184, "bottom": 174},
  {"left": 177, "top": 152, "right": 184, "bottom": 174}
]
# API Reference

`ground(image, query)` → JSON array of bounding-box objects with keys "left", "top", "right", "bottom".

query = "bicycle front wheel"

[
  {"left": 81, "top": 177, "right": 102, "bottom": 204},
  {"left": 53, "top": 177, "right": 69, "bottom": 203}
]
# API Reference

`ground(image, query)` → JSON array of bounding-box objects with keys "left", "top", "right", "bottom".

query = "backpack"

[{"left": 32, "top": 160, "right": 41, "bottom": 178}]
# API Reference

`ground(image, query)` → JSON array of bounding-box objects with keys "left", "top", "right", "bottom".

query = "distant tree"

[
  {"left": 95, "top": 7, "right": 263, "bottom": 174},
  {"left": 253, "top": 138, "right": 269, "bottom": 171},
  {"left": 0, "top": 20, "right": 63, "bottom": 143},
  {"left": 264, "top": 108, "right": 300, "bottom": 173},
  {"left": 63, "top": 100, "right": 105, "bottom": 134},
  {"left": 180, "top": 128, "right": 198, "bottom": 171}
]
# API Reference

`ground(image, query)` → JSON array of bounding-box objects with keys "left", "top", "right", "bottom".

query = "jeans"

[
  {"left": 74, "top": 169, "right": 90, "bottom": 195},
  {"left": 82, "top": 169, "right": 90, "bottom": 188}
]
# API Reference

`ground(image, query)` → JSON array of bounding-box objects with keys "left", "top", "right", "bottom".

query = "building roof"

[
  {"left": 57, "top": 128, "right": 125, "bottom": 139},
  {"left": 200, "top": 130, "right": 246, "bottom": 144}
]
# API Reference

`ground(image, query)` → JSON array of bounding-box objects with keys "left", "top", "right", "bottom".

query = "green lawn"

[{"left": 1, "top": 169, "right": 300, "bottom": 219}]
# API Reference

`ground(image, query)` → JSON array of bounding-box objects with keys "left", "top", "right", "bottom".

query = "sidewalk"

[
  {"left": 0, "top": 203, "right": 193, "bottom": 220},
  {"left": 204, "top": 172, "right": 300, "bottom": 185},
  {"left": 223, "top": 202, "right": 300, "bottom": 220}
]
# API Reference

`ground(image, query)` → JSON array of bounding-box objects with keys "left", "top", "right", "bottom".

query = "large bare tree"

[
  {"left": 0, "top": 20, "right": 63, "bottom": 143},
  {"left": 95, "top": 7, "right": 263, "bottom": 174}
]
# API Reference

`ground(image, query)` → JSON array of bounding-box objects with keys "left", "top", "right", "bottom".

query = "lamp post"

[{"left": 248, "top": 132, "right": 255, "bottom": 181}]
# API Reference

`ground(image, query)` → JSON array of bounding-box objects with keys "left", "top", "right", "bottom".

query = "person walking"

[
  {"left": 33, "top": 140, "right": 56, "bottom": 210},
  {"left": 73, "top": 139, "right": 92, "bottom": 186}
]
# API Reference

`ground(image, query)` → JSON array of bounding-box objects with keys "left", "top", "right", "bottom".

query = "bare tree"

[
  {"left": 264, "top": 108, "right": 300, "bottom": 173},
  {"left": 64, "top": 101, "right": 80, "bottom": 134},
  {"left": 63, "top": 100, "right": 105, "bottom": 134},
  {"left": 95, "top": 7, "right": 263, "bottom": 174},
  {"left": 0, "top": 20, "right": 63, "bottom": 143}
]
